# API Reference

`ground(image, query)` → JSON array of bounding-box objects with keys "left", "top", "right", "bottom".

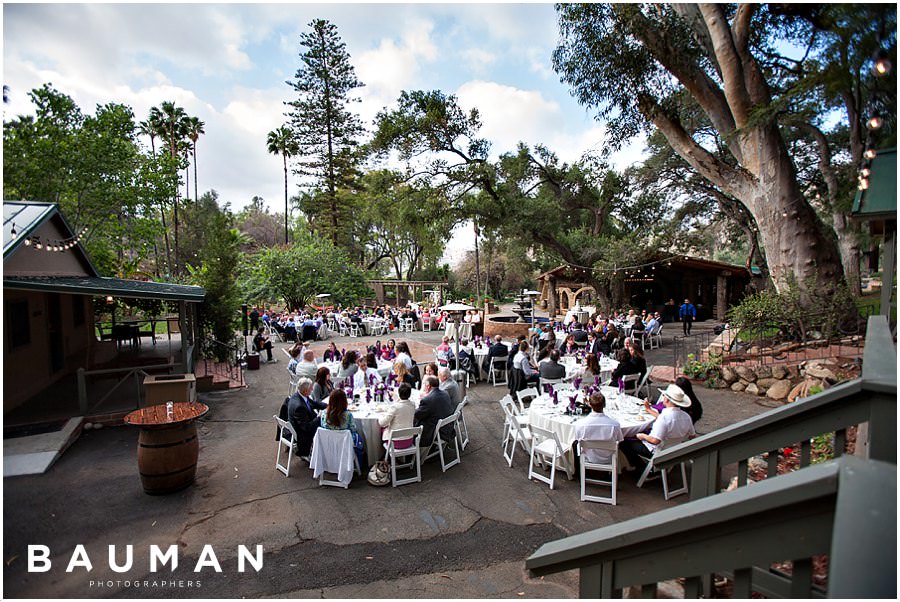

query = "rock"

[
  {"left": 786, "top": 365, "right": 800, "bottom": 378},
  {"left": 805, "top": 365, "right": 837, "bottom": 383},
  {"left": 82, "top": 422, "right": 93, "bottom": 430},
  {"left": 735, "top": 366, "right": 756, "bottom": 382},
  {"left": 787, "top": 381, "right": 808, "bottom": 403},
  {"left": 745, "top": 383, "right": 760, "bottom": 396},
  {"left": 731, "top": 381, "right": 746, "bottom": 392},
  {"left": 748, "top": 346, "right": 761, "bottom": 355},
  {"left": 93, "top": 423, "right": 104, "bottom": 430},
  {"left": 766, "top": 379, "right": 793, "bottom": 400},
  {"left": 771, "top": 365, "right": 788, "bottom": 380},
  {"left": 755, "top": 365, "right": 772, "bottom": 379},
  {"left": 720, "top": 366, "right": 738, "bottom": 383},
  {"left": 756, "top": 378, "right": 779, "bottom": 389}
]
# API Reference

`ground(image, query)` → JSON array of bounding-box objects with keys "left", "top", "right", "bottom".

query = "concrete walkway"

[{"left": 3, "top": 322, "right": 769, "bottom": 599}]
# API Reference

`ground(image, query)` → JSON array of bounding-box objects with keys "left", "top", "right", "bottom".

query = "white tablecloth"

[
  {"left": 348, "top": 387, "right": 421, "bottom": 465},
  {"left": 472, "top": 341, "right": 515, "bottom": 380},
  {"left": 322, "top": 359, "right": 394, "bottom": 382},
  {"left": 558, "top": 356, "right": 618, "bottom": 383},
  {"left": 528, "top": 386, "right": 654, "bottom": 466}
]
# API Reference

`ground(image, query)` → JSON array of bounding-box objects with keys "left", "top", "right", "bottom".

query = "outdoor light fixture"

[
  {"left": 23, "top": 238, "right": 31, "bottom": 246},
  {"left": 860, "top": 167, "right": 872, "bottom": 177},
  {"left": 873, "top": 50, "right": 892, "bottom": 76},
  {"left": 10, "top": 223, "right": 17, "bottom": 238},
  {"left": 864, "top": 148, "right": 877, "bottom": 160},
  {"left": 859, "top": 178, "right": 870, "bottom": 191},
  {"left": 866, "top": 115, "right": 884, "bottom": 130},
  {"left": 106, "top": 295, "right": 114, "bottom": 304}
]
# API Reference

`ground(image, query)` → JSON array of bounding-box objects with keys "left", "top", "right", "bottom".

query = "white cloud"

[{"left": 460, "top": 48, "right": 497, "bottom": 73}]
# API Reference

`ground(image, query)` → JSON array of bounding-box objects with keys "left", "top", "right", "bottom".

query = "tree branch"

[{"left": 698, "top": 3, "right": 754, "bottom": 127}]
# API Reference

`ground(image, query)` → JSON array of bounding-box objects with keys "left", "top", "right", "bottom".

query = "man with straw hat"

[{"left": 621, "top": 384, "right": 695, "bottom": 471}]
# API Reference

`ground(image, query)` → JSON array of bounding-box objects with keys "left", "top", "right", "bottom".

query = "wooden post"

[{"left": 880, "top": 220, "right": 895, "bottom": 318}]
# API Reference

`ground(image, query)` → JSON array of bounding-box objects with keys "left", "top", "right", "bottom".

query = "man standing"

[
  {"left": 285, "top": 378, "right": 328, "bottom": 456},
  {"left": 678, "top": 298, "right": 697, "bottom": 336},
  {"left": 415, "top": 376, "right": 455, "bottom": 447},
  {"left": 249, "top": 306, "right": 260, "bottom": 331},
  {"left": 437, "top": 367, "right": 462, "bottom": 408}
]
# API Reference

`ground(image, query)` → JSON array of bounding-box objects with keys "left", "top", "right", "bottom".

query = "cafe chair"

[
  {"left": 371, "top": 320, "right": 387, "bottom": 336},
  {"left": 273, "top": 415, "right": 300, "bottom": 477},
  {"left": 309, "top": 427, "right": 361, "bottom": 488},
  {"left": 538, "top": 377, "right": 565, "bottom": 391},
  {"left": 528, "top": 424, "right": 572, "bottom": 490},
  {"left": 422, "top": 412, "right": 461, "bottom": 472},
  {"left": 287, "top": 369, "right": 300, "bottom": 397},
  {"left": 516, "top": 387, "right": 540, "bottom": 414},
  {"left": 337, "top": 321, "right": 349, "bottom": 337},
  {"left": 455, "top": 397, "right": 470, "bottom": 451},
  {"left": 636, "top": 436, "right": 690, "bottom": 500},
  {"left": 578, "top": 439, "right": 619, "bottom": 505},
  {"left": 387, "top": 426, "right": 423, "bottom": 487},
  {"left": 348, "top": 322, "right": 361, "bottom": 338},
  {"left": 401, "top": 317, "right": 415, "bottom": 332},
  {"left": 636, "top": 367, "right": 654, "bottom": 400},
  {"left": 500, "top": 397, "right": 532, "bottom": 468},
  {"left": 648, "top": 325, "right": 663, "bottom": 349},
  {"left": 489, "top": 356, "right": 508, "bottom": 387},
  {"left": 422, "top": 317, "right": 432, "bottom": 332}
]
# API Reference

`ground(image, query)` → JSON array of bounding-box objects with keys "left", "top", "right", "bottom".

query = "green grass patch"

[{"left": 736, "top": 326, "right": 780, "bottom": 342}]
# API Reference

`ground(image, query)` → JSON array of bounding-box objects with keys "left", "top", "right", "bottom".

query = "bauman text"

[{"left": 28, "top": 545, "right": 263, "bottom": 573}]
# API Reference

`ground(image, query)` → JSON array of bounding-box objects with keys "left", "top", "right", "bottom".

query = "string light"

[
  {"left": 860, "top": 167, "right": 871, "bottom": 178},
  {"left": 864, "top": 148, "right": 877, "bottom": 160},
  {"left": 866, "top": 115, "right": 884, "bottom": 130},
  {"left": 859, "top": 178, "right": 870, "bottom": 191},
  {"left": 873, "top": 49, "right": 892, "bottom": 76},
  {"left": 10, "top": 223, "right": 17, "bottom": 239},
  {"left": 20, "top": 225, "right": 90, "bottom": 253}
]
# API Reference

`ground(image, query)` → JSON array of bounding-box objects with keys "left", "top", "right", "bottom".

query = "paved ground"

[{"left": 3, "top": 316, "right": 772, "bottom": 599}]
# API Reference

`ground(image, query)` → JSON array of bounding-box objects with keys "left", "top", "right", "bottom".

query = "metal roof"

[
  {"left": 4, "top": 201, "right": 57, "bottom": 257},
  {"left": 852, "top": 148, "right": 897, "bottom": 221},
  {"left": 4, "top": 275, "right": 205, "bottom": 301}
]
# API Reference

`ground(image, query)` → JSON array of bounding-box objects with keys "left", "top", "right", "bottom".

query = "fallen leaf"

[{"left": 6, "top": 555, "right": 18, "bottom": 566}]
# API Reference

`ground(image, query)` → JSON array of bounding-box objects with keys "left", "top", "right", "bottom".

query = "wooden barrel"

[{"left": 136, "top": 423, "right": 199, "bottom": 495}]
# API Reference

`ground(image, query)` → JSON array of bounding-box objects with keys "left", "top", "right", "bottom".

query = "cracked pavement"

[{"left": 3, "top": 325, "right": 770, "bottom": 598}]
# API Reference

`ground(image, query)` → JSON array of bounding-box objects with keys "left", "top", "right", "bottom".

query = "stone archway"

[{"left": 572, "top": 286, "right": 596, "bottom": 305}]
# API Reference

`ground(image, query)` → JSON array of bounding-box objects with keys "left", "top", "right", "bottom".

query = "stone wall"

[{"left": 715, "top": 358, "right": 856, "bottom": 403}]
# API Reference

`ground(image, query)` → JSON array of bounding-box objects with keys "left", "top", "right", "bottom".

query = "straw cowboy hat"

[{"left": 657, "top": 384, "right": 691, "bottom": 407}]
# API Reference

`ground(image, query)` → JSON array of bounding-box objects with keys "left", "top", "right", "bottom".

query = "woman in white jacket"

[{"left": 378, "top": 383, "right": 417, "bottom": 449}]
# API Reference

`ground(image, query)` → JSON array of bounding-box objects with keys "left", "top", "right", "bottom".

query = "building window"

[
  {"left": 72, "top": 295, "right": 85, "bottom": 327},
  {"left": 7, "top": 299, "right": 31, "bottom": 350}
]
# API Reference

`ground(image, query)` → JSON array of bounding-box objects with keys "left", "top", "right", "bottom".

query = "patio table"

[{"left": 347, "top": 387, "right": 422, "bottom": 465}]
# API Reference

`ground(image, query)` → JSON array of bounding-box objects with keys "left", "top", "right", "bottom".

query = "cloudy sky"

[{"left": 3, "top": 2, "right": 646, "bottom": 264}]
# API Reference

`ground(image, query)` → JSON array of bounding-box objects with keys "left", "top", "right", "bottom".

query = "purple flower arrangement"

[{"left": 573, "top": 377, "right": 582, "bottom": 390}]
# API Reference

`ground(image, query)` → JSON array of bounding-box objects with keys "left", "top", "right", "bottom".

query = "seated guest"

[
  {"left": 577, "top": 353, "right": 602, "bottom": 382},
  {"left": 253, "top": 327, "right": 275, "bottom": 363},
  {"left": 381, "top": 339, "right": 397, "bottom": 361},
  {"left": 395, "top": 341, "right": 414, "bottom": 370},
  {"left": 561, "top": 334, "right": 578, "bottom": 355},
  {"left": 610, "top": 348, "right": 637, "bottom": 384},
  {"left": 414, "top": 376, "right": 455, "bottom": 447},
  {"left": 287, "top": 344, "right": 303, "bottom": 374},
  {"left": 311, "top": 366, "right": 334, "bottom": 403},
  {"left": 393, "top": 361, "right": 416, "bottom": 387},
  {"left": 482, "top": 335, "right": 510, "bottom": 373},
  {"left": 573, "top": 392, "right": 624, "bottom": 465},
  {"left": 602, "top": 324, "right": 620, "bottom": 354},
  {"left": 507, "top": 335, "right": 527, "bottom": 371},
  {"left": 539, "top": 349, "right": 567, "bottom": 380},
  {"left": 336, "top": 350, "right": 359, "bottom": 382},
  {"left": 286, "top": 378, "right": 327, "bottom": 456},
  {"left": 572, "top": 323, "right": 589, "bottom": 343},
  {"left": 323, "top": 341, "right": 342, "bottom": 363},
  {"left": 437, "top": 366, "right": 462, "bottom": 408},
  {"left": 379, "top": 383, "right": 416, "bottom": 449},
  {"left": 295, "top": 349, "right": 318, "bottom": 378},
  {"left": 419, "top": 362, "right": 439, "bottom": 393},
  {"left": 585, "top": 331, "right": 602, "bottom": 356},
  {"left": 354, "top": 353, "right": 383, "bottom": 389},
  {"left": 514, "top": 341, "right": 540, "bottom": 385},
  {"left": 320, "top": 389, "right": 365, "bottom": 469},
  {"left": 283, "top": 316, "right": 297, "bottom": 342},
  {"left": 645, "top": 377, "right": 703, "bottom": 425},
  {"left": 645, "top": 312, "right": 661, "bottom": 335},
  {"left": 436, "top": 336, "right": 451, "bottom": 354},
  {"left": 622, "top": 384, "right": 695, "bottom": 470}
]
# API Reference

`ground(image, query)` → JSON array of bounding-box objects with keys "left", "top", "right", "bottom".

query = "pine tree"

[{"left": 286, "top": 19, "right": 364, "bottom": 251}]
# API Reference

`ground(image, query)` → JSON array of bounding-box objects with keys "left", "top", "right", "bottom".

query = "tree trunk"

[
  {"left": 834, "top": 211, "right": 862, "bottom": 294},
  {"left": 160, "top": 204, "right": 172, "bottom": 277},
  {"left": 283, "top": 155, "right": 289, "bottom": 245},
  {"left": 193, "top": 142, "right": 199, "bottom": 203}
]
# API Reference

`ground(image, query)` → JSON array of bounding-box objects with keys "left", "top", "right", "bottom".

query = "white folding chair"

[
  {"left": 309, "top": 427, "right": 361, "bottom": 488},
  {"left": 348, "top": 322, "right": 360, "bottom": 338},
  {"left": 648, "top": 325, "right": 663, "bottom": 349},
  {"left": 636, "top": 366, "right": 653, "bottom": 400},
  {"left": 287, "top": 369, "right": 300, "bottom": 397},
  {"left": 636, "top": 436, "right": 689, "bottom": 500},
  {"left": 327, "top": 317, "right": 338, "bottom": 332},
  {"left": 451, "top": 367, "right": 470, "bottom": 388},
  {"left": 387, "top": 426, "right": 423, "bottom": 487},
  {"left": 337, "top": 320, "right": 349, "bottom": 337},
  {"left": 500, "top": 397, "right": 532, "bottom": 467},
  {"left": 578, "top": 439, "right": 618, "bottom": 505},
  {"left": 273, "top": 415, "right": 299, "bottom": 477},
  {"left": 621, "top": 373, "right": 641, "bottom": 396},
  {"left": 528, "top": 424, "right": 572, "bottom": 490},
  {"left": 422, "top": 412, "right": 461, "bottom": 472},
  {"left": 516, "top": 387, "right": 540, "bottom": 414},
  {"left": 539, "top": 377, "right": 565, "bottom": 392},
  {"left": 455, "top": 397, "right": 470, "bottom": 451},
  {"left": 422, "top": 317, "right": 432, "bottom": 332},
  {"left": 371, "top": 319, "right": 387, "bottom": 336},
  {"left": 489, "top": 356, "right": 508, "bottom": 387},
  {"left": 402, "top": 317, "right": 415, "bottom": 332}
]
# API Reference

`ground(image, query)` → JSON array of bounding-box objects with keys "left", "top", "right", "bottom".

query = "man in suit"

[
  {"left": 414, "top": 376, "right": 455, "bottom": 447},
  {"left": 286, "top": 378, "right": 327, "bottom": 456},
  {"left": 585, "top": 331, "right": 602, "bottom": 356},
  {"left": 437, "top": 366, "right": 462, "bottom": 408},
  {"left": 539, "top": 349, "right": 567, "bottom": 380},
  {"left": 572, "top": 322, "right": 588, "bottom": 343},
  {"left": 482, "top": 334, "right": 509, "bottom": 374}
]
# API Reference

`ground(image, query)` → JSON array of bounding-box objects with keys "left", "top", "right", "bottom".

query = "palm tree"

[
  {"left": 159, "top": 101, "right": 189, "bottom": 273},
  {"left": 185, "top": 116, "right": 205, "bottom": 202},
  {"left": 267, "top": 126, "right": 299, "bottom": 244}
]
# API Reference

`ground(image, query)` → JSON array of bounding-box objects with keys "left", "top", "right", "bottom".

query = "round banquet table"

[
  {"left": 527, "top": 386, "right": 654, "bottom": 469},
  {"left": 558, "top": 356, "right": 618, "bottom": 383},
  {"left": 472, "top": 341, "right": 515, "bottom": 380},
  {"left": 124, "top": 402, "right": 209, "bottom": 495},
  {"left": 322, "top": 359, "right": 394, "bottom": 382},
  {"left": 346, "top": 387, "right": 422, "bottom": 465}
]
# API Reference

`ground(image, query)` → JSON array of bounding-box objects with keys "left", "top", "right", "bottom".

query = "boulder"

[
  {"left": 805, "top": 365, "right": 837, "bottom": 383},
  {"left": 720, "top": 366, "right": 739, "bottom": 383},
  {"left": 771, "top": 365, "right": 789, "bottom": 380},
  {"left": 755, "top": 365, "right": 772, "bottom": 379},
  {"left": 745, "top": 383, "right": 760, "bottom": 396},
  {"left": 786, "top": 364, "right": 801, "bottom": 378},
  {"left": 731, "top": 381, "right": 746, "bottom": 392},
  {"left": 735, "top": 366, "right": 757, "bottom": 382},
  {"left": 766, "top": 379, "right": 793, "bottom": 400}
]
